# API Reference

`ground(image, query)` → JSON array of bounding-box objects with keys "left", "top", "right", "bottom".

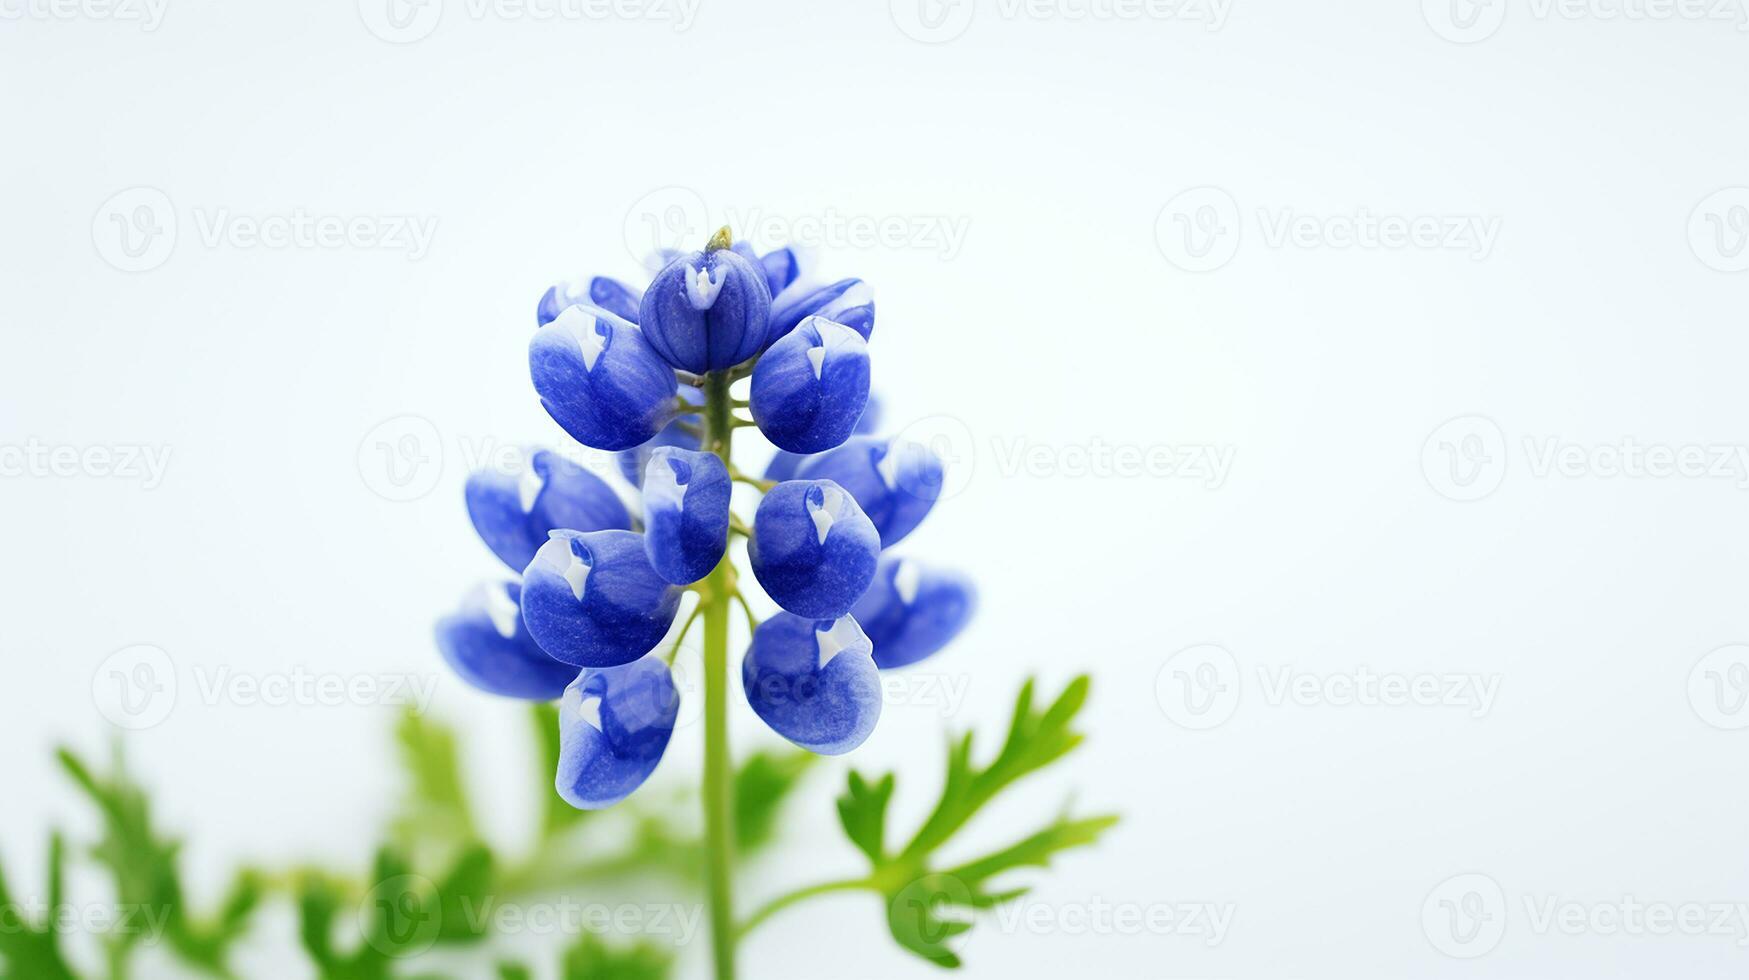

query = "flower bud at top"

[
  {"left": 749, "top": 316, "right": 872, "bottom": 455},
  {"left": 465, "top": 448, "right": 631, "bottom": 571},
  {"left": 521, "top": 529, "right": 682, "bottom": 668},
  {"left": 637, "top": 235, "right": 773, "bottom": 372},
  {"left": 742, "top": 613, "right": 880, "bottom": 755},
  {"left": 556, "top": 656, "right": 678, "bottom": 808},
  {"left": 749, "top": 480, "right": 880, "bottom": 619},
  {"left": 530, "top": 305, "right": 679, "bottom": 451},
  {"left": 436, "top": 581, "right": 578, "bottom": 700}
]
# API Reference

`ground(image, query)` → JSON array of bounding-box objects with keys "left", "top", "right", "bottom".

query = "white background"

[{"left": 4, "top": 0, "right": 1749, "bottom": 977}]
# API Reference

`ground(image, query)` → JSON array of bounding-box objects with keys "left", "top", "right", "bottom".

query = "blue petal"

[
  {"left": 641, "top": 447, "right": 731, "bottom": 585},
  {"left": 794, "top": 436, "right": 943, "bottom": 547},
  {"left": 521, "top": 529, "right": 683, "bottom": 667},
  {"left": 750, "top": 316, "right": 871, "bottom": 454},
  {"left": 767, "top": 278, "right": 874, "bottom": 345},
  {"left": 742, "top": 613, "right": 881, "bottom": 755},
  {"left": 436, "top": 581, "right": 578, "bottom": 699},
  {"left": 615, "top": 386, "right": 703, "bottom": 486},
  {"left": 556, "top": 656, "right": 678, "bottom": 808},
  {"left": 531, "top": 305, "right": 679, "bottom": 451},
  {"left": 538, "top": 276, "right": 642, "bottom": 327},
  {"left": 637, "top": 248, "right": 773, "bottom": 372},
  {"left": 761, "top": 392, "right": 883, "bottom": 482},
  {"left": 850, "top": 556, "right": 977, "bottom": 670},
  {"left": 466, "top": 448, "right": 631, "bottom": 571},
  {"left": 759, "top": 246, "right": 805, "bottom": 296},
  {"left": 749, "top": 479, "right": 879, "bottom": 619}
]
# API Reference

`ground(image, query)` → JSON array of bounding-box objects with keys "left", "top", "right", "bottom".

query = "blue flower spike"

[
  {"left": 641, "top": 447, "right": 731, "bottom": 585},
  {"left": 521, "top": 529, "right": 683, "bottom": 668},
  {"left": 850, "top": 556, "right": 978, "bottom": 670},
  {"left": 616, "top": 386, "right": 704, "bottom": 486},
  {"left": 465, "top": 448, "right": 631, "bottom": 571},
  {"left": 742, "top": 613, "right": 881, "bottom": 755},
  {"left": 750, "top": 315, "right": 872, "bottom": 455},
  {"left": 795, "top": 436, "right": 945, "bottom": 547},
  {"left": 749, "top": 479, "right": 880, "bottom": 619},
  {"left": 637, "top": 226, "right": 773, "bottom": 373},
  {"left": 435, "top": 581, "right": 578, "bottom": 700},
  {"left": 530, "top": 305, "right": 680, "bottom": 451},
  {"left": 768, "top": 277, "right": 875, "bottom": 344},
  {"left": 556, "top": 656, "right": 679, "bottom": 808},
  {"left": 538, "top": 276, "right": 642, "bottom": 326}
]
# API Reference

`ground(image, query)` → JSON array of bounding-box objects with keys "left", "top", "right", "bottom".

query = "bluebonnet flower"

[
  {"left": 795, "top": 436, "right": 944, "bottom": 547},
  {"left": 849, "top": 556, "right": 977, "bottom": 670},
  {"left": 538, "top": 276, "right": 642, "bottom": 326},
  {"left": 556, "top": 655, "right": 679, "bottom": 808},
  {"left": 465, "top": 448, "right": 630, "bottom": 571},
  {"left": 768, "top": 277, "right": 874, "bottom": 344},
  {"left": 641, "top": 447, "right": 731, "bottom": 585},
  {"left": 638, "top": 231, "right": 772, "bottom": 372},
  {"left": 521, "top": 529, "right": 683, "bottom": 667},
  {"left": 441, "top": 230, "right": 977, "bottom": 815},
  {"left": 749, "top": 480, "right": 880, "bottom": 619},
  {"left": 616, "top": 386, "right": 702, "bottom": 486},
  {"left": 531, "top": 305, "right": 680, "bottom": 451},
  {"left": 742, "top": 614, "right": 881, "bottom": 755},
  {"left": 764, "top": 393, "right": 882, "bottom": 483},
  {"left": 435, "top": 581, "right": 578, "bottom": 699},
  {"left": 749, "top": 316, "right": 871, "bottom": 455}
]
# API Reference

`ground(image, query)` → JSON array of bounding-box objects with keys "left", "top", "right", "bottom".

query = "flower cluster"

[{"left": 436, "top": 229, "right": 976, "bottom": 809}]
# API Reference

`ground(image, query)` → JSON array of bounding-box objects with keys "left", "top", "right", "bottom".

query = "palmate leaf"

[
  {"left": 831, "top": 675, "right": 1116, "bottom": 969},
  {"left": 560, "top": 931, "right": 673, "bottom": 980},
  {"left": 734, "top": 748, "right": 816, "bottom": 853},
  {"left": 56, "top": 744, "right": 263, "bottom": 978},
  {"left": 391, "top": 709, "right": 476, "bottom": 859}
]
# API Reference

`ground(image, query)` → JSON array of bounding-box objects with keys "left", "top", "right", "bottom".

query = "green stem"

[
  {"left": 701, "top": 371, "right": 738, "bottom": 980},
  {"left": 738, "top": 877, "right": 873, "bottom": 937}
]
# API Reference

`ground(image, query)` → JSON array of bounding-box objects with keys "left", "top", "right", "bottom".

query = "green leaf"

[
  {"left": 560, "top": 931, "right": 673, "bottom": 980},
  {"left": 497, "top": 964, "right": 534, "bottom": 980},
  {"left": 391, "top": 709, "right": 476, "bottom": 857},
  {"left": 734, "top": 748, "right": 816, "bottom": 853},
  {"left": 823, "top": 676, "right": 1115, "bottom": 970},
  {"left": 56, "top": 744, "right": 263, "bottom": 977},
  {"left": 0, "top": 834, "right": 81, "bottom": 980},
  {"left": 432, "top": 844, "right": 493, "bottom": 945},
  {"left": 835, "top": 770, "right": 895, "bottom": 864}
]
